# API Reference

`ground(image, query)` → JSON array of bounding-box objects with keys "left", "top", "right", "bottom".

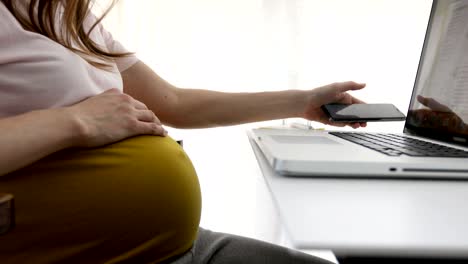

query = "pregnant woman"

[{"left": 0, "top": 0, "right": 366, "bottom": 263}]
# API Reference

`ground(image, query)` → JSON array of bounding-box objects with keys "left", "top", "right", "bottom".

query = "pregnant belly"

[{"left": 0, "top": 135, "right": 202, "bottom": 263}]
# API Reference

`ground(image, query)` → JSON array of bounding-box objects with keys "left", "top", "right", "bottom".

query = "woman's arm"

[
  {"left": 122, "top": 60, "right": 366, "bottom": 128},
  {"left": 0, "top": 108, "right": 80, "bottom": 176},
  {"left": 0, "top": 89, "right": 165, "bottom": 177}
]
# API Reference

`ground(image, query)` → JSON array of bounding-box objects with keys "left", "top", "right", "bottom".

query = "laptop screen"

[{"left": 404, "top": 0, "right": 468, "bottom": 147}]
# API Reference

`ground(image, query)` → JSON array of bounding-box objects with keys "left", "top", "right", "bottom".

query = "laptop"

[{"left": 249, "top": 0, "right": 468, "bottom": 179}]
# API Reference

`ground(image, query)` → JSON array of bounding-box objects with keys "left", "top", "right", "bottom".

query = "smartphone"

[{"left": 321, "top": 103, "right": 406, "bottom": 122}]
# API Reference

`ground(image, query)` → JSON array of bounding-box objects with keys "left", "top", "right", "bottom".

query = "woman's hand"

[
  {"left": 66, "top": 88, "right": 167, "bottom": 147},
  {"left": 408, "top": 95, "right": 467, "bottom": 133},
  {"left": 301, "top": 81, "right": 367, "bottom": 129}
]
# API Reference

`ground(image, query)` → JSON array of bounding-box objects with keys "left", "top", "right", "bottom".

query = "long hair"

[{"left": 1, "top": 0, "right": 131, "bottom": 69}]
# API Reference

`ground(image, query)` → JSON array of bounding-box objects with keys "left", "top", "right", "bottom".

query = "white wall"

[
  {"left": 99, "top": 0, "right": 434, "bottom": 248},
  {"left": 102, "top": 0, "right": 432, "bottom": 132}
]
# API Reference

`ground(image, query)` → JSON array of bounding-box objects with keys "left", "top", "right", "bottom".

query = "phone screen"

[{"left": 321, "top": 104, "right": 406, "bottom": 122}]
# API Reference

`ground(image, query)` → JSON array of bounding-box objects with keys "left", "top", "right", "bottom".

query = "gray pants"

[{"left": 166, "top": 228, "right": 334, "bottom": 264}]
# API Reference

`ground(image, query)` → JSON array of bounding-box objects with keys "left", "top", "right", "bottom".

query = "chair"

[{"left": 0, "top": 193, "right": 14, "bottom": 235}]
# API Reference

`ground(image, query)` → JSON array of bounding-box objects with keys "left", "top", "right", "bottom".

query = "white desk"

[
  {"left": 174, "top": 125, "right": 337, "bottom": 263},
  {"left": 247, "top": 131, "right": 468, "bottom": 260}
]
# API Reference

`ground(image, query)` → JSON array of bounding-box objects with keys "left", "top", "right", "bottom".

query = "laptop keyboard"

[{"left": 329, "top": 132, "right": 468, "bottom": 157}]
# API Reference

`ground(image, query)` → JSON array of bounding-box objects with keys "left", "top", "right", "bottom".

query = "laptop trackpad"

[{"left": 270, "top": 135, "right": 340, "bottom": 145}]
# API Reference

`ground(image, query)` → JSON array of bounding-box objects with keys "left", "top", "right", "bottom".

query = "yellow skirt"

[{"left": 0, "top": 135, "right": 202, "bottom": 263}]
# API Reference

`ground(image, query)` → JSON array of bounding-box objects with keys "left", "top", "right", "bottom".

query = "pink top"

[{"left": 0, "top": 3, "right": 139, "bottom": 118}]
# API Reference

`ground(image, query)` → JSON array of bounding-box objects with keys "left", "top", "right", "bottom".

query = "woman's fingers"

[
  {"left": 125, "top": 97, "right": 166, "bottom": 136},
  {"left": 135, "top": 109, "right": 161, "bottom": 124},
  {"left": 350, "top": 95, "right": 366, "bottom": 104},
  {"left": 68, "top": 90, "right": 171, "bottom": 147},
  {"left": 132, "top": 99, "right": 149, "bottom": 110},
  {"left": 134, "top": 122, "right": 167, "bottom": 136},
  {"left": 328, "top": 121, "right": 364, "bottom": 129},
  {"left": 328, "top": 121, "right": 347, "bottom": 127},
  {"left": 133, "top": 109, "right": 167, "bottom": 136},
  {"left": 336, "top": 81, "right": 366, "bottom": 93}
]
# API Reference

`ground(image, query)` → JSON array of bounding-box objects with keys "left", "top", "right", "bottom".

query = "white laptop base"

[{"left": 249, "top": 128, "right": 468, "bottom": 179}]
